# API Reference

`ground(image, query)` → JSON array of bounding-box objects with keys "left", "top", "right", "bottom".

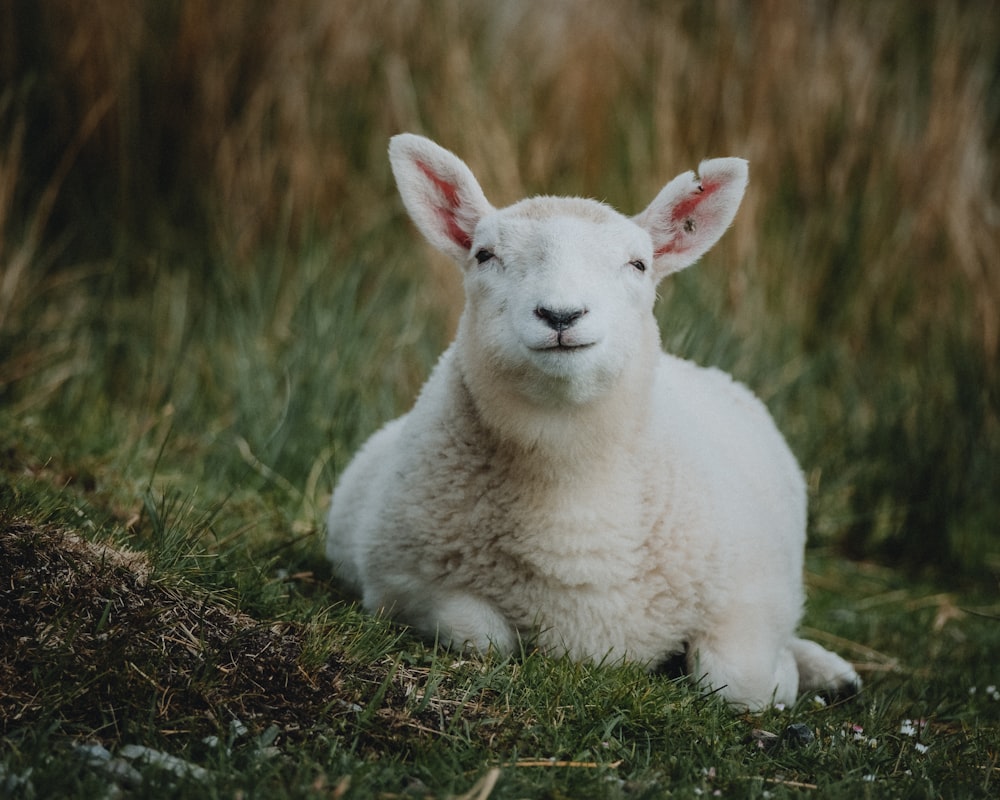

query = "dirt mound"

[{"left": 0, "top": 518, "right": 485, "bottom": 751}]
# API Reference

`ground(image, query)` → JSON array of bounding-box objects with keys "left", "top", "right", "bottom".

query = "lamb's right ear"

[
  {"left": 633, "top": 158, "right": 748, "bottom": 279},
  {"left": 389, "top": 134, "right": 493, "bottom": 263}
]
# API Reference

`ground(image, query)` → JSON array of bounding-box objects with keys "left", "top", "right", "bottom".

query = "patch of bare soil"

[{"left": 0, "top": 517, "right": 496, "bottom": 753}]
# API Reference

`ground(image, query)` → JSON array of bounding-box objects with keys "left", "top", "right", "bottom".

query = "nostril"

[{"left": 535, "top": 306, "right": 586, "bottom": 331}]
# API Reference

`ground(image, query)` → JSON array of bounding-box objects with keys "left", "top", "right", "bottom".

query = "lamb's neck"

[{"left": 449, "top": 349, "right": 654, "bottom": 479}]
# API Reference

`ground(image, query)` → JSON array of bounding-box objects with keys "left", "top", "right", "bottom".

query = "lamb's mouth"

[{"left": 533, "top": 341, "right": 596, "bottom": 353}]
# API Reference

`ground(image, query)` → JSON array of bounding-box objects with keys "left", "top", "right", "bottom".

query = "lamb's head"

[
  {"left": 389, "top": 134, "right": 748, "bottom": 420},
  {"left": 457, "top": 196, "right": 658, "bottom": 409}
]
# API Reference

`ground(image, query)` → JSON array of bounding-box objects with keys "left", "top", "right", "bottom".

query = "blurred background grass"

[{"left": 1, "top": 0, "right": 998, "bottom": 585}]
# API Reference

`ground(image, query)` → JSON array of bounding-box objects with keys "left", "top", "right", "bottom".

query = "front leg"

[
  {"left": 364, "top": 584, "right": 518, "bottom": 656},
  {"left": 687, "top": 623, "right": 800, "bottom": 710},
  {"left": 791, "top": 637, "right": 862, "bottom": 696}
]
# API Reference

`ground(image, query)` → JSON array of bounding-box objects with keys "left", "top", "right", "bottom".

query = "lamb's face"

[{"left": 460, "top": 198, "right": 657, "bottom": 407}]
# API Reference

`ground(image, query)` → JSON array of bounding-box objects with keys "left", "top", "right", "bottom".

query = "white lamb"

[{"left": 325, "top": 133, "right": 861, "bottom": 709}]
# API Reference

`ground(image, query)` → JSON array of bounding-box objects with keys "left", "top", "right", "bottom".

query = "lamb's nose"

[{"left": 535, "top": 306, "right": 586, "bottom": 332}]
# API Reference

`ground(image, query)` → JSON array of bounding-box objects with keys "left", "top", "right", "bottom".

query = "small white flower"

[
  {"left": 914, "top": 743, "right": 929, "bottom": 754},
  {"left": 862, "top": 774, "right": 876, "bottom": 782},
  {"left": 812, "top": 694, "right": 827, "bottom": 707},
  {"left": 899, "top": 720, "right": 917, "bottom": 737}
]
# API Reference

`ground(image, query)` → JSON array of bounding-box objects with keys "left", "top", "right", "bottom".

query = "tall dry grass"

[
  {"left": 2, "top": 0, "right": 998, "bottom": 575},
  {"left": 4, "top": 1, "right": 997, "bottom": 352}
]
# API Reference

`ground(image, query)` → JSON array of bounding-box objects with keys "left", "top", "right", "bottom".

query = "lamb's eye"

[
  {"left": 629, "top": 259, "right": 647, "bottom": 273},
  {"left": 474, "top": 248, "right": 495, "bottom": 265}
]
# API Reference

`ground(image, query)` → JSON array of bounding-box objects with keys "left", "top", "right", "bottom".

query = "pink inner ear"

[
  {"left": 653, "top": 180, "right": 720, "bottom": 258},
  {"left": 416, "top": 160, "right": 472, "bottom": 251}
]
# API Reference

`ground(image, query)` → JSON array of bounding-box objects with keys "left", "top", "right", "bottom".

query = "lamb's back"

[
  {"left": 647, "top": 352, "right": 807, "bottom": 586},
  {"left": 325, "top": 414, "right": 408, "bottom": 592},
  {"left": 652, "top": 352, "right": 805, "bottom": 515}
]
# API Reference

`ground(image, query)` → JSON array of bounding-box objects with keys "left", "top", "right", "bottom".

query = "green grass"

[
  {"left": 2, "top": 1, "right": 999, "bottom": 796},
  {"left": 2, "top": 505, "right": 1000, "bottom": 799}
]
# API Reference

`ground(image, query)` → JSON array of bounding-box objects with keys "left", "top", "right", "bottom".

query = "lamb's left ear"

[
  {"left": 632, "top": 158, "right": 748, "bottom": 278},
  {"left": 389, "top": 133, "right": 494, "bottom": 264}
]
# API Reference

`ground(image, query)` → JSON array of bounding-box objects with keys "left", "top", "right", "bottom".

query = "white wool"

[{"left": 325, "top": 133, "right": 861, "bottom": 709}]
